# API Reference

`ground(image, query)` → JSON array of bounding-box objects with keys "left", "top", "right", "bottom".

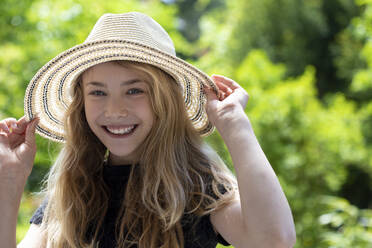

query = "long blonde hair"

[{"left": 40, "top": 61, "right": 237, "bottom": 248}]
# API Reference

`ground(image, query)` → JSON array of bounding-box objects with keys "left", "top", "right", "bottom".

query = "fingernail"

[
  {"left": 33, "top": 117, "right": 40, "bottom": 125},
  {"left": 31, "top": 115, "right": 39, "bottom": 121},
  {"left": 4, "top": 125, "right": 10, "bottom": 133},
  {"left": 32, "top": 113, "right": 39, "bottom": 120}
]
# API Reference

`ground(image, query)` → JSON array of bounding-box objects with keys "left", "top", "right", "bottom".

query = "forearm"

[
  {"left": 217, "top": 110, "right": 296, "bottom": 245},
  {"left": 0, "top": 116, "right": 38, "bottom": 248},
  {"left": 0, "top": 179, "right": 26, "bottom": 248}
]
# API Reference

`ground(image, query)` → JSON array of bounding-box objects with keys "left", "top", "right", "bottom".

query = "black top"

[{"left": 30, "top": 164, "right": 230, "bottom": 247}]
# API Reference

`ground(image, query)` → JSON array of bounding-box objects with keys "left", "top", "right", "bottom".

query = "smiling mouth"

[{"left": 102, "top": 125, "right": 138, "bottom": 136}]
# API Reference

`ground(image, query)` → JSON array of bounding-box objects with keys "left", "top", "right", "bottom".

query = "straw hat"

[{"left": 24, "top": 12, "right": 218, "bottom": 142}]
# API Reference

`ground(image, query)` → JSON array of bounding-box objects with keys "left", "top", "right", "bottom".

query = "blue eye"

[
  {"left": 89, "top": 90, "right": 106, "bottom": 96},
  {"left": 127, "top": 88, "right": 144, "bottom": 95}
]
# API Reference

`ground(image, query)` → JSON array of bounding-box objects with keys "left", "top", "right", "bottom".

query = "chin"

[
  {"left": 108, "top": 148, "right": 137, "bottom": 161},
  {"left": 109, "top": 149, "right": 133, "bottom": 157}
]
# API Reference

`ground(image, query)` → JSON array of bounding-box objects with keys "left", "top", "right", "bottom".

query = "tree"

[{"left": 201, "top": 0, "right": 360, "bottom": 97}]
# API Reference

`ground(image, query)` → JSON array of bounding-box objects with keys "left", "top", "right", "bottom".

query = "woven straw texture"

[{"left": 24, "top": 12, "right": 217, "bottom": 142}]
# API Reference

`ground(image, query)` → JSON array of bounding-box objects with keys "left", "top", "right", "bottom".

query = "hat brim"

[{"left": 24, "top": 40, "right": 217, "bottom": 142}]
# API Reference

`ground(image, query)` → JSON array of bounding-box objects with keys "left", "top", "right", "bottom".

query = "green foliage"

[
  {"left": 197, "top": 1, "right": 372, "bottom": 246},
  {"left": 16, "top": 193, "right": 44, "bottom": 243},
  {"left": 338, "top": 0, "right": 372, "bottom": 171},
  {"left": 232, "top": 52, "right": 367, "bottom": 247},
  {"left": 216, "top": 244, "right": 232, "bottom": 248},
  {"left": 319, "top": 196, "right": 372, "bottom": 247},
  {"left": 202, "top": 42, "right": 370, "bottom": 246},
  {"left": 342, "top": 0, "right": 372, "bottom": 102},
  {"left": 169, "top": 0, "right": 225, "bottom": 42},
  {"left": 200, "top": 0, "right": 360, "bottom": 96}
]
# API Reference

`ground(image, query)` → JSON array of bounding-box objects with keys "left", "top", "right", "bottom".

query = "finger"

[
  {"left": 11, "top": 116, "right": 29, "bottom": 134},
  {"left": 0, "top": 121, "right": 11, "bottom": 134},
  {"left": 211, "top": 74, "right": 240, "bottom": 90},
  {"left": 204, "top": 81, "right": 221, "bottom": 99},
  {"left": 15, "top": 114, "right": 39, "bottom": 134},
  {"left": 2, "top": 117, "right": 28, "bottom": 135},
  {"left": 3, "top": 118, "right": 18, "bottom": 132},
  {"left": 203, "top": 85, "right": 219, "bottom": 102},
  {"left": 17, "top": 116, "right": 28, "bottom": 129},
  {"left": 215, "top": 81, "right": 234, "bottom": 98},
  {"left": 219, "top": 91, "right": 226, "bottom": 101},
  {"left": 214, "top": 80, "right": 230, "bottom": 92},
  {"left": 24, "top": 117, "right": 39, "bottom": 147}
]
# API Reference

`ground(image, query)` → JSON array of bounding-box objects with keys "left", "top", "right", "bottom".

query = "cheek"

[
  {"left": 84, "top": 101, "right": 97, "bottom": 130},
  {"left": 84, "top": 101, "right": 90, "bottom": 120},
  {"left": 144, "top": 101, "right": 155, "bottom": 127}
]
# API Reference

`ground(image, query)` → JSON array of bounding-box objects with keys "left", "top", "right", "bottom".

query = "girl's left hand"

[{"left": 204, "top": 75, "right": 250, "bottom": 129}]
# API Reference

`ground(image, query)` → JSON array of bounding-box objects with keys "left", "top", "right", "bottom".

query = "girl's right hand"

[{"left": 0, "top": 116, "right": 39, "bottom": 185}]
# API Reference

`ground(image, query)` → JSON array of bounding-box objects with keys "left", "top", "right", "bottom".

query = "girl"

[{"left": 0, "top": 12, "right": 296, "bottom": 248}]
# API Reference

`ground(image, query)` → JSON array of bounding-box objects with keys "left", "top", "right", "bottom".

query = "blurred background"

[{"left": 1, "top": 0, "right": 372, "bottom": 247}]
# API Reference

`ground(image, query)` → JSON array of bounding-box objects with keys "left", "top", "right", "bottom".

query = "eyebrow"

[{"left": 85, "top": 79, "right": 143, "bottom": 87}]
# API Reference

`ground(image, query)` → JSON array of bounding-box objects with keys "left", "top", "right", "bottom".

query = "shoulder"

[
  {"left": 210, "top": 195, "right": 251, "bottom": 247},
  {"left": 17, "top": 224, "right": 46, "bottom": 248}
]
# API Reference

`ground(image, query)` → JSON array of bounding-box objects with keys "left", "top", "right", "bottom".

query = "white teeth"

[{"left": 106, "top": 125, "right": 135, "bottom": 135}]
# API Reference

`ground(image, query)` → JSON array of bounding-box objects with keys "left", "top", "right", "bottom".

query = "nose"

[{"left": 104, "top": 97, "right": 128, "bottom": 118}]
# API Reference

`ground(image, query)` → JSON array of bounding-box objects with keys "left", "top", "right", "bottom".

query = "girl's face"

[{"left": 82, "top": 62, "right": 154, "bottom": 165}]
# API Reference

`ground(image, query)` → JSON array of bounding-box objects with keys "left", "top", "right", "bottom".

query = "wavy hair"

[{"left": 40, "top": 61, "right": 237, "bottom": 248}]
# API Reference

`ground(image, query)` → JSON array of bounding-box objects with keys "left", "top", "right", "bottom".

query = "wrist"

[
  {"left": 0, "top": 162, "right": 30, "bottom": 188},
  {"left": 215, "top": 109, "right": 253, "bottom": 138},
  {"left": 0, "top": 177, "right": 26, "bottom": 206}
]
